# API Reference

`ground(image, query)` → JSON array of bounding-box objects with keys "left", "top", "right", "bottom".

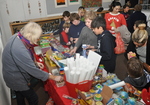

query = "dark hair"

[
  {"left": 109, "top": 1, "right": 122, "bottom": 12},
  {"left": 127, "top": 57, "right": 144, "bottom": 78},
  {"left": 97, "top": 7, "right": 104, "bottom": 12},
  {"left": 78, "top": 6, "right": 85, "bottom": 10},
  {"left": 62, "top": 11, "right": 70, "bottom": 17},
  {"left": 123, "top": 4, "right": 130, "bottom": 9},
  {"left": 91, "top": 16, "right": 106, "bottom": 30},
  {"left": 134, "top": 20, "right": 145, "bottom": 28},
  {"left": 70, "top": 13, "right": 80, "bottom": 22}
]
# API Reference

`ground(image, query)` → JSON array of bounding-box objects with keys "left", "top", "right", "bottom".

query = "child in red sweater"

[
  {"left": 60, "top": 23, "right": 71, "bottom": 48},
  {"left": 105, "top": 2, "right": 127, "bottom": 36}
]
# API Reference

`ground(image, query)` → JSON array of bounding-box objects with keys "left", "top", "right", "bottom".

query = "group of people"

[
  {"left": 1, "top": 1, "right": 150, "bottom": 105},
  {"left": 54, "top": 1, "right": 150, "bottom": 91}
]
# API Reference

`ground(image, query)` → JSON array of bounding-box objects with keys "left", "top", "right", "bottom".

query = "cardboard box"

[
  {"left": 45, "top": 49, "right": 59, "bottom": 73},
  {"left": 101, "top": 85, "right": 113, "bottom": 105},
  {"left": 45, "top": 49, "right": 57, "bottom": 67},
  {"left": 45, "top": 60, "right": 58, "bottom": 73},
  {"left": 77, "top": 85, "right": 113, "bottom": 105}
]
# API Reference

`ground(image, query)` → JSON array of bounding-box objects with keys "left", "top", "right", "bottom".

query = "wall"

[
  {"left": 0, "top": 0, "right": 47, "bottom": 46},
  {"left": 46, "top": 0, "right": 125, "bottom": 16},
  {"left": 0, "top": 0, "right": 125, "bottom": 46}
]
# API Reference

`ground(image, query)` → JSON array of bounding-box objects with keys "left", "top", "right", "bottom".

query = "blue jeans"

[{"left": 15, "top": 88, "right": 38, "bottom": 105}]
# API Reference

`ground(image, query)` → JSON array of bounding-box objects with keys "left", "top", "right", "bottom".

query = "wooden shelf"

[{"left": 9, "top": 15, "right": 63, "bottom": 35}]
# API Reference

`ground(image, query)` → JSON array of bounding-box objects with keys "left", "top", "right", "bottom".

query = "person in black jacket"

[
  {"left": 120, "top": 4, "right": 132, "bottom": 21},
  {"left": 125, "top": 0, "right": 138, "bottom": 8},
  {"left": 127, "top": 4, "right": 147, "bottom": 33},
  {"left": 53, "top": 11, "right": 71, "bottom": 35},
  {"left": 88, "top": 16, "right": 116, "bottom": 73},
  {"left": 124, "top": 57, "right": 150, "bottom": 91}
]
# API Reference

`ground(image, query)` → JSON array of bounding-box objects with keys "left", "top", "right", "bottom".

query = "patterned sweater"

[{"left": 105, "top": 12, "right": 127, "bottom": 36}]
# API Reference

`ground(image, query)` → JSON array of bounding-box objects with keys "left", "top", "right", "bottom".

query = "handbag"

[
  {"left": 28, "top": 77, "right": 39, "bottom": 88},
  {"left": 114, "top": 32, "right": 126, "bottom": 54}
]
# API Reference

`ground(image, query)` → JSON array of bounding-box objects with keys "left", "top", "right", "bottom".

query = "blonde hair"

[
  {"left": 78, "top": 8, "right": 86, "bottom": 12},
  {"left": 78, "top": 6, "right": 86, "bottom": 17},
  {"left": 63, "top": 22, "right": 71, "bottom": 29},
  {"left": 20, "top": 22, "right": 42, "bottom": 44},
  {"left": 84, "top": 10, "right": 97, "bottom": 21},
  {"left": 132, "top": 23, "right": 148, "bottom": 44}
]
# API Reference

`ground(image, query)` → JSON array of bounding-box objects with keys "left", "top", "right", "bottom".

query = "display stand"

[
  {"left": 44, "top": 60, "right": 72, "bottom": 105},
  {"left": 9, "top": 16, "right": 63, "bottom": 36},
  {"left": 45, "top": 79, "right": 72, "bottom": 105}
]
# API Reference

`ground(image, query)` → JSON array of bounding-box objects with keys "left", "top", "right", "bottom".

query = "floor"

[
  {"left": 11, "top": 53, "right": 128, "bottom": 105},
  {"left": 115, "top": 53, "right": 128, "bottom": 80},
  {"left": 11, "top": 81, "right": 49, "bottom": 105}
]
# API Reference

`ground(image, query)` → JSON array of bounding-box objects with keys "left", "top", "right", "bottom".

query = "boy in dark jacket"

[
  {"left": 127, "top": 4, "right": 147, "bottom": 33},
  {"left": 124, "top": 57, "right": 150, "bottom": 91},
  {"left": 89, "top": 16, "right": 116, "bottom": 73},
  {"left": 68, "top": 13, "right": 85, "bottom": 53},
  {"left": 53, "top": 11, "right": 71, "bottom": 35}
]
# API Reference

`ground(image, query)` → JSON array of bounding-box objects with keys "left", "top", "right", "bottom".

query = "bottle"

[
  {"left": 96, "top": 64, "right": 104, "bottom": 76},
  {"left": 82, "top": 44, "right": 87, "bottom": 58}
]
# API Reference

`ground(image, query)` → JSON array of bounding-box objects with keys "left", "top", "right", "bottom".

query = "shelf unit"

[
  {"left": 9, "top": 16, "right": 63, "bottom": 36},
  {"left": 139, "top": 0, "right": 150, "bottom": 10}
]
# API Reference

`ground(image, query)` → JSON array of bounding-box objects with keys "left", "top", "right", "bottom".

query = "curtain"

[{"left": 0, "top": 29, "right": 11, "bottom": 105}]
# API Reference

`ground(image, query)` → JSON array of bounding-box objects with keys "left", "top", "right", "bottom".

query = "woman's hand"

[
  {"left": 54, "top": 76, "right": 64, "bottom": 81},
  {"left": 127, "top": 51, "right": 136, "bottom": 59},
  {"left": 49, "top": 75, "right": 64, "bottom": 82},
  {"left": 36, "top": 62, "right": 44, "bottom": 69}
]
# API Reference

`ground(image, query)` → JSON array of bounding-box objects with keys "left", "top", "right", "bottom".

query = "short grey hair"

[{"left": 20, "top": 22, "right": 42, "bottom": 44}]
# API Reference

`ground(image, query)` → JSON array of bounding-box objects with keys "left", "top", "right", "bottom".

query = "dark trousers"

[{"left": 15, "top": 88, "right": 38, "bottom": 105}]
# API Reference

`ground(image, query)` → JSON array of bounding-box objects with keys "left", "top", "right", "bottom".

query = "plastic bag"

[{"left": 114, "top": 33, "right": 125, "bottom": 54}]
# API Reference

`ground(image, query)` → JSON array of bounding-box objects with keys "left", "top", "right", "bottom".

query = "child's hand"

[
  {"left": 85, "top": 45, "right": 91, "bottom": 49},
  {"left": 73, "top": 38, "right": 78, "bottom": 43},
  {"left": 66, "top": 42, "right": 71, "bottom": 45},
  {"left": 69, "top": 47, "right": 77, "bottom": 55},
  {"left": 70, "top": 37, "right": 73, "bottom": 42},
  {"left": 90, "top": 49, "right": 97, "bottom": 52},
  {"left": 127, "top": 51, "right": 136, "bottom": 59},
  {"left": 85, "top": 45, "right": 94, "bottom": 50}
]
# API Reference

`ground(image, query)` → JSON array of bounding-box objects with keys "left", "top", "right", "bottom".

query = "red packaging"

[{"left": 65, "top": 80, "right": 93, "bottom": 98}]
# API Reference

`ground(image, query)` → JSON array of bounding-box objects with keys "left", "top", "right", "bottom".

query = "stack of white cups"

[{"left": 64, "top": 53, "right": 97, "bottom": 84}]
